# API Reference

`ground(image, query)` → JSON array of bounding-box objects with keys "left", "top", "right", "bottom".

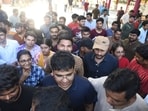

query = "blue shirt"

[
  {"left": 106, "top": 28, "right": 113, "bottom": 37},
  {"left": 40, "top": 75, "right": 97, "bottom": 111},
  {"left": 40, "top": 24, "right": 51, "bottom": 39},
  {"left": 18, "top": 65, "right": 45, "bottom": 87},
  {"left": 0, "top": 39, "right": 19, "bottom": 65},
  {"left": 85, "top": 19, "right": 96, "bottom": 30},
  {"left": 83, "top": 52, "right": 118, "bottom": 78}
]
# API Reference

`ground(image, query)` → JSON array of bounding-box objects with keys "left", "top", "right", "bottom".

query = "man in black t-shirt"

[{"left": 0, "top": 64, "right": 35, "bottom": 111}]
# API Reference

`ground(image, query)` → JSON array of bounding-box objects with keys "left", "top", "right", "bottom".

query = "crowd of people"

[{"left": 0, "top": 1, "right": 148, "bottom": 111}]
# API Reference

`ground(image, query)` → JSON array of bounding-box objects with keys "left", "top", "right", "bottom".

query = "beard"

[
  {"left": 128, "top": 37, "right": 137, "bottom": 42},
  {"left": 95, "top": 54, "right": 105, "bottom": 59}
]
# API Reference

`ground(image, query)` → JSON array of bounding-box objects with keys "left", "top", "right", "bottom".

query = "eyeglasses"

[{"left": 19, "top": 58, "right": 32, "bottom": 63}]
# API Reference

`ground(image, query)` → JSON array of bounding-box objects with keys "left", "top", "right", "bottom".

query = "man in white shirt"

[
  {"left": 88, "top": 68, "right": 148, "bottom": 111},
  {"left": 85, "top": 12, "right": 96, "bottom": 30},
  {"left": 100, "top": 9, "right": 108, "bottom": 29},
  {"left": 0, "top": 28, "right": 19, "bottom": 65},
  {"left": 138, "top": 20, "right": 148, "bottom": 44},
  {"left": 120, "top": 10, "right": 134, "bottom": 25}
]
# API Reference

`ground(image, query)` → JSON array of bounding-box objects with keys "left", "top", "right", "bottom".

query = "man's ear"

[
  {"left": 51, "top": 72, "right": 54, "bottom": 76},
  {"left": 144, "top": 59, "right": 148, "bottom": 65}
]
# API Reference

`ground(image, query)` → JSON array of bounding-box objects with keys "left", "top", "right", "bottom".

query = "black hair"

[
  {"left": 136, "top": 44, "right": 148, "bottom": 60},
  {"left": 110, "top": 43, "right": 124, "bottom": 55},
  {"left": 86, "top": 12, "right": 92, "bottom": 17},
  {"left": 0, "top": 64, "right": 20, "bottom": 92},
  {"left": 129, "top": 10, "right": 134, "bottom": 13},
  {"left": 130, "top": 29, "right": 140, "bottom": 36},
  {"left": 129, "top": 15, "right": 135, "bottom": 18},
  {"left": 145, "top": 15, "right": 148, "bottom": 19},
  {"left": 59, "top": 16, "right": 66, "bottom": 22},
  {"left": 80, "top": 38, "right": 93, "bottom": 49},
  {"left": 33, "top": 86, "right": 72, "bottom": 111},
  {"left": 25, "top": 31, "right": 37, "bottom": 39},
  {"left": 96, "top": 17, "right": 104, "bottom": 24},
  {"left": 49, "top": 24, "right": 59, "bottom": 32},
  {"left": 0, "top": 27, "right": 7, "bottom": 34},
  {"left": 103, "top": 68, "right": 140, "bottom": 101},
  {"left": 17, "top": 50, "right": 32, "bottom": 61},
  {"left": 51, "top": 51, "right": 75, "bottom": 71},
  {"left": 57, "top": 31, "right": 73, "bottom": 45},
  {"left": 77, "top": 15, "right": 86, "bottom": 21},
  {"left": 114, "top": 28, "right": 122, "bottom": 33},
  {"left": 142, "top": 20, "right": 148, "bottom": 26},
  {"left": 71, "top": 14, "right": 79, "bottom": 19},
  {"left": 81, "top": 26, "right": 90, "bottom": 33},
  {"left": 112, "top": 21, "right": 118, "bottom": 25},
  {"left": 40, "top": 38, "right": 52, "bottom": 48}
]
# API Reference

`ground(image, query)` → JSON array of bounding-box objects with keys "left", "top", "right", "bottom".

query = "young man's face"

[
  {"left": 128, "top": 33, "right": 138, "bottom": 42},
  {"left": 24, "top": 36, "right": 36, "bottom": 48},
  {"left": 81, "top": 31, "right": 90, "bottom": 38},
  {"left": 0, "top": 32, "right": 6, "bottom": 44},
  {"left": 143, "top": 24, "right": 148, "bottom": 30},
  {"left": 129, "top": 17, "right": 135, "bottom": 23},
  {"left": 44, "top": 17, "right": 51, "bottom": 25},
  {"left": 86, "top": 15, "right": 91, "bottom": 21},
  {"left": 28, "top": 21, "right": 35, "bottom": 29},
  {"left": 79, "top": 19, "right": 86, "bottom": 27},
  {"left": 105, "top": 90, "right": 130, "bottom": 109},
  {"left": 0, "top": 85, "right": 20, "bottom": 103},
  {"left": 94, "top": 48, "right": 108, "bottom": 59},
  {"left": 114, "top": 31, "right": 121, "bottom": 40},
  {"left": 15, "top": 27, "right": 23, "bottom": 34},
  {"left": 112, "top": 23, "right": 118, "bottom": 31},
  {"left": 50, "top": 28, "right": 59, "bottom": 39},
  {"left": 134, "top": 52, "right": 148, "bottom": 66},
  {"left": 96, "top": 21, "right": 103, "bottom": 29},
  {"left": 59, "top": 18, "right": 65, "bottom": 25},
  {"left": 57, "top": 39, "right": 73, "bottom": 52},
  {"left": 52, "top": 68, "right": 75, "bottom": 90}
]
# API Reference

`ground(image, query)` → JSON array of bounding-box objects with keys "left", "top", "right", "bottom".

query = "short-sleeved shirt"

[
  {"left": 40, "top": 75, "right": 97, "bottom": 111},
  {"left": 0, "top": 85, "right": 35, "bottom": 111},
  {"left": 85, "top": 19, "right": 96, "bottom": 30},
  {"left": 88, "top": 77, "right": 148, "bottom": 111},
  {"left": 83, "top": 52, "right": 118, "bottom": 78},
  {"left": 90, "top": 29, "right": 107, "bottom": 39},
  {"left": 127, "top": 59, "right": 148, "bottom": 95}
]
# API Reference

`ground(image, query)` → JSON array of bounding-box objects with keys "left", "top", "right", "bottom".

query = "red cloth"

[
  {"left": 119, "top": 57, "right": 129, "bottom": 68},
  {"left": 127, "top": 59, "right": 148, "bottom": 96},
  {"left": 90, "top": 29, "right": 107, "bottom": 39},
  {"left": 134, "top": 20, "right": 140, "bottom": 29},
  {"left": 72, "top": 27, "right": 81, "bottom": 37},
  {"left": 68, "top": 22, "right": 79, "bottom": 30},
  {"left": 84, "top": 2, "right": 89, "bottom": 11}
]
